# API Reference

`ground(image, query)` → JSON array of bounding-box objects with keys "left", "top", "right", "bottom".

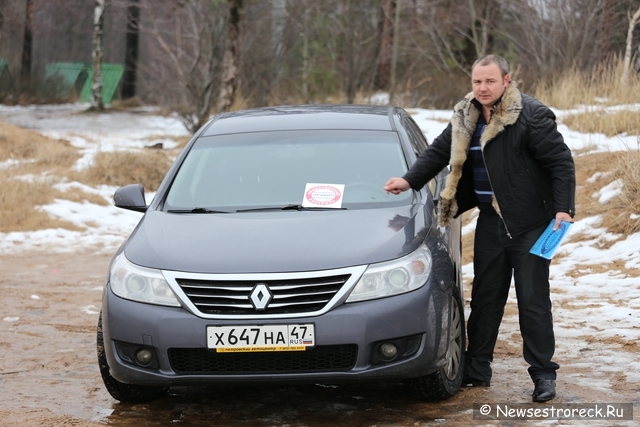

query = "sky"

[{"left": 1, "top": 102, "right": 639, "bottom": 391}]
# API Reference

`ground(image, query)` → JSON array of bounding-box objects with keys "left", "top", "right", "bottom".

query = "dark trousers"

[{"left": 465, "top": 212, "right": 559, "bottom": 382}]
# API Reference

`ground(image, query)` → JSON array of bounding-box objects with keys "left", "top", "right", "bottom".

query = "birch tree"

[
  {"left": 621, "top": 4, "right": 640, "bottom": 84},
  {"left": 90, "top": 0, "right": 105, "bottom": 111}
]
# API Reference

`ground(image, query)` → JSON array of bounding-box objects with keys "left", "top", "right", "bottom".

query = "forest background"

[{"left": 1, "top": 0, "right": 640, "bottom": 132}]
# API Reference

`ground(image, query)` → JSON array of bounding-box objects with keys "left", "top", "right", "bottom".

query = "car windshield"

[{"left": 164, "top": 129, "right": 412, "bottom": 211}]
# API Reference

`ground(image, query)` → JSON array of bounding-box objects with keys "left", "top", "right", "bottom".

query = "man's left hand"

[{"left": 554, "top": 212, "right": 573, "bottom": 230}]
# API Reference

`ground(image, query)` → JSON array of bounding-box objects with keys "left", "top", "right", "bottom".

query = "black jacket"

[{"left": 404, "top": 82, "right": 576, "bottom": 237}]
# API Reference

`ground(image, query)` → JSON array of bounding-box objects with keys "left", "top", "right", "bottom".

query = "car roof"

[{"left": 200, "top": 105, "right": 400, "bottom": 136}]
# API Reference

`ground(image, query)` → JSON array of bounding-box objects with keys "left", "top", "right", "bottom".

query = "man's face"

[{"left": 471, "top": 63, "right": 510, "bottom": 109}]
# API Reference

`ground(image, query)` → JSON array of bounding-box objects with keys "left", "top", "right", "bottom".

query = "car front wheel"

[
  {"left": 97, "top": 312, "right": 168, "bottom": 403},
  {"left": 405, "top": 287, "right": 465, "bottom": 400}
]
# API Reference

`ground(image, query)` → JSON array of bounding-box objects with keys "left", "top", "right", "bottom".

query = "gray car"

[{"left": 97, "top": 105, "right": 464, "bottom": 403}]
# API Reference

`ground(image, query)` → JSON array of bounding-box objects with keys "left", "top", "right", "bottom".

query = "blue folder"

[{"left": 530, "top": 219, "right": 573, "bottom": 260}]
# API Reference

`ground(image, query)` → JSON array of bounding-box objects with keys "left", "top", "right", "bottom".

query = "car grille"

[
  {"left": 168, "top": 345, "right": 358, "bottom": 374},
  {"left": 175, "top": 275, "right": 351, "bottom": 315}
]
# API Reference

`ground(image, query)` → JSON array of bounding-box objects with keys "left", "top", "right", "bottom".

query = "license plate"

[{"left": 207, "top": 324, "right": 315, "bottom": 352}]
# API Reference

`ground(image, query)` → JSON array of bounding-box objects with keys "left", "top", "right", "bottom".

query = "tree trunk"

[
  {"left": 374, "top": 0, "right": 394, "bottom": 91},
  {"left": 122, "top": 0, "right": 140, "bottom": 99},
  {"left": 270, "top": 0, "right": 285, "bottom": 94},
  {"left": 90, "top": 0, "right": 105, "bottom": 110},
  {"left": 621, "top": 5, "right": 640, "bottom": 85},
  {"left": 595, "top": 0, "right": 616, "bottom": 63},
  {"left": 388, "top": 0, "right": 401, "bottom": 104},
  {"left": 218, "top": 0, "right": 243, "bottom": 113},
  {"left": 20, "top": 0, "right": 34, "bottom": 83},
  {"left": 0, "top": 0, "right": 5, "bottom": 39}
]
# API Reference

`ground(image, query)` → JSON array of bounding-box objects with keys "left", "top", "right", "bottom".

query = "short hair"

[{"left": 472, "top": 55, "right": 509, "bottom": 77}]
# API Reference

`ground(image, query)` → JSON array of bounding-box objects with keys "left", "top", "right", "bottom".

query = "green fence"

[
  {"left": 79, "top": 64, "right": 125, "bottom": 105},
  {"left": 44, "top": 62, "right": 88, "bottom": 99},
  {"left": 0, "top": 58, "right": 14, "bottom": 96},
  {"left": 43, "top": 62, "right": 124, "bottom": 104}
]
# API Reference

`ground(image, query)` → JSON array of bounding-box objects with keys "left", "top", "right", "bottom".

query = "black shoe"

[
  {"left": 532, "top": 379, "right": 556, "bottom": 402},
  {"left": 461, "top": 375, "right": 490, "bottom": 387}
]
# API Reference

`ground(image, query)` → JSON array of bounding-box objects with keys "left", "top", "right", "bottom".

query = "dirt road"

[{"left": 0, "top": 250, "right": 637, "bottom": 426}]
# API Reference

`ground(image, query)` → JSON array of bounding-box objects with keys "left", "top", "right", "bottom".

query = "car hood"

[{"left": 124, "top": 205, "right": 433, "bottom": 273}]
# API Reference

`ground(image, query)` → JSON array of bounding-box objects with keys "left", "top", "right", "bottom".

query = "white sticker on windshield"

[{"left": 302, "top": 183, "right": 345, "bottom": 209}]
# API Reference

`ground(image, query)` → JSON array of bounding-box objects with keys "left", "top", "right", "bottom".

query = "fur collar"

[{"left": 437, "top": 81, "right": 523, "bottom": 225}]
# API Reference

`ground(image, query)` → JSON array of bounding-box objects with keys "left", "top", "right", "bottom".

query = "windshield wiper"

[
  {"left": 167, "top": 207, "right": 229, "bottom": 213},
  {"left": 236, "top": 204, "right": 347, "bottom": 212}
]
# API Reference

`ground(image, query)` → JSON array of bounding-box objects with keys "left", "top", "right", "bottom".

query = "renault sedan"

[{"left": 97, "top": 105, "right": 464, "bottom": 403}]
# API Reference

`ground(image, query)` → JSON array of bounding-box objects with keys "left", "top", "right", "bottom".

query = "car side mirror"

[{"left": 114, "top": 184, "right": 147, "bottom": 212}]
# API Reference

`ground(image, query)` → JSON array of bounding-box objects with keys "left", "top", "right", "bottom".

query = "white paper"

[{"left": 302, "top": 183, "right": 345, "bottom": 209}]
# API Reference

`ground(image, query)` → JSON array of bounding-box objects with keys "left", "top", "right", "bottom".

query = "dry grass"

[
  {"left": 0, "top": 171, "right": 84, "bottom": 232},
  {"left": 534, "top": 58, "right": 640, "bottom": 110},
  {"left": 533, "top": 57, "right": 640, "bottom": 236},
  {"left": 562, "top": 110, "right": 640, "bottom": 138},
  {"left": 607, "top": 145, "right": 640, "bottom": 234},
  {"left": 109, "top": 97, "right": 145, "bottom": 110},
  {"left": 0, "top": 121, "right": 171, "bottom": 231},
  {"left": 72, "top": 149, "right": 173, "bottom": 191},
  {"left": 0, "top": 122, "right": 87, "bottom": 231},
  {"left": 0, "top": 122, "right": 79, "bottom": 173},
  {"left": 561, "top": 148, "right": 640, "bottom": 239}
]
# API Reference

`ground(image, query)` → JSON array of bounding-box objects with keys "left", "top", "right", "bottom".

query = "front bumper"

[{"left": 102, "top": 281, "right": 452, "bottom": 386}]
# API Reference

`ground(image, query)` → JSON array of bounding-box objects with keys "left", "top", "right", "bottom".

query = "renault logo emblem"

[{"left": 249, "top": 283, "right": 273, "bottom": 311}]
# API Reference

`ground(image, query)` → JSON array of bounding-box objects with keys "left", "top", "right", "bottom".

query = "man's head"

[{"left": 471, "top": 55, "right": 511, "bottom": 110}]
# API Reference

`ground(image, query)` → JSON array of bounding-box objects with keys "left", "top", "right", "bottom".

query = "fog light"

[
  {"left": 135, "top": 348, "right": 154, "bottom": 366},
  {"left": 379, "top": 343, "right": 398, "bottom": 360}
]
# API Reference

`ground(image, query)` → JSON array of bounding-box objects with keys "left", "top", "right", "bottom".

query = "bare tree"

[
  {"left": 595, "top": 0, "right": 618, "bottom": 63},
  {"left": 270, "top": 0, "right": 286, "bottom": 93},
  {"left": 90, "top": 0, "right": 105, "bottom": 111},
  {"left": 621, "top": 4, "right": 640, "bottom": 84},
  {"left": 374, "top": 0, "right": 395, "bottom": 91},
  {"left": 218, "top": 0, "right": 243, "bottom": 112},
  {"left": 145, "top": 0, "right": 226, "bottom": 132},
  {"left": 327, "top": 0, "right": 380, "bottom": 103},
  {"left": 407, "top": 0, "right": 498, "bottom": 77},
  {"left": 498, "top": 0, "right": 607, "bottom": 73}
]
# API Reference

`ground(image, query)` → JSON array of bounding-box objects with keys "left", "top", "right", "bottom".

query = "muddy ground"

[{"left": 0, "top": 250, "right": 638, "bottom": 426}]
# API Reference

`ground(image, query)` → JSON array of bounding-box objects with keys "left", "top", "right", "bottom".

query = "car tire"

[
  {"left": 97, "top": 312, "right": 168, "bottom": 403},
  {"left": 406, "top": 286, "right": 465, "bottom": 400}
]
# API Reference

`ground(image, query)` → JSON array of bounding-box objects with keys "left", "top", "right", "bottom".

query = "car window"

[
  {"left": 403, "top": 117, "right": 437, "bottom": 196},
  {"left": 403, "top": 117, "right": 428, "bottom": 156},
  {"left": 164, "top": 130, "right": 412, "bottom": 211}
]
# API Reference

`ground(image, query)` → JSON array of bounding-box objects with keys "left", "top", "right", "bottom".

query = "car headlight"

[
  {"left": 109, "top": 253, "right": 181, "bottom": 307},
  {"left": 346, "top": 243, "right": 432, "bottom": 303}
]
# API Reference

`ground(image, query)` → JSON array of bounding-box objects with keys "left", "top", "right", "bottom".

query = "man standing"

[{"left": 384, "top": 55, "right": 575, "bottom": 402}]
